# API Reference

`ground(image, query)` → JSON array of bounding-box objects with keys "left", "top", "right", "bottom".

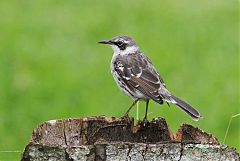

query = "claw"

[
  {"left": 122, "top": 114, "right": 131, "bottom": 124},
  {"left": 142, "top": 117, "right": 149, "bottom": 126},
  {"left": 124, "top": 113, "right": 129, "bottom": 117}
]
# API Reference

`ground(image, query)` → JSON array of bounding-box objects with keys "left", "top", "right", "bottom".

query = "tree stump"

[{"left": 21, "top": 116, "right": 239, "bottom": 161}]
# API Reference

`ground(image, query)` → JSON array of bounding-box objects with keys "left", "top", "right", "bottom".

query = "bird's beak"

[{"left": 98, "top": 40, "right": 113, "bottom": 45}]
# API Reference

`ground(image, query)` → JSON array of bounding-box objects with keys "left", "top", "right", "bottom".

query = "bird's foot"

[
  {"left": 142, "top": 117, "right": 149, "bottom": 127},
  {"left": 122, "top": 114, "right": 132, "bottom": 124}
]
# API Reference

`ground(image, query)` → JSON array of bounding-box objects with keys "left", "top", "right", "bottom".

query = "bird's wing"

[
  {"left": 114, "top": 53, "right": 201, "bottom": 121},
  {"left": 114, "top": 53, "right": 169, "bottom": 103},
  {"left": 137, "top": 52, "right": 166, "bottom": 87}
]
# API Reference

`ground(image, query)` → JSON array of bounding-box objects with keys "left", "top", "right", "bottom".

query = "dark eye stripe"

[
  {"left": 117, "top": 41, "right": 124, "bottom": 46},
  {"left": 113, "top": 41, "right": 126, "bottom": 50}
]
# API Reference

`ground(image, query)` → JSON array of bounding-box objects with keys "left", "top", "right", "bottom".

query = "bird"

[{"left": 98, "top": 35, "right": 201, "bottom": 122}]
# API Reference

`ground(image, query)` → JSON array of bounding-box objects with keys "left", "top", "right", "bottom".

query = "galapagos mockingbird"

[{"left": 98, "top": 35, "right": 201, "bottom": 121}]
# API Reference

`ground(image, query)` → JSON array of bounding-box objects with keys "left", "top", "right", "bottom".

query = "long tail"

[{"left": 163, "top": 95, "right": 201, "bottom": 121}]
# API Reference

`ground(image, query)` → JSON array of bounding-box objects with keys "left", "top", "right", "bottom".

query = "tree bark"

[{"left": 21, "top": 116, "right": 239, "bottom": 161}]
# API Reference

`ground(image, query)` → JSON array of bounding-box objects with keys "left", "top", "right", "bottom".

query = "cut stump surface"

[{"left": 21, "top": 116, "right": 239, "bottom": 161}]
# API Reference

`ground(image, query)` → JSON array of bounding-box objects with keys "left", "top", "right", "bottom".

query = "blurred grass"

[{"left": 0, "top": 0, "right": 238, "bottom": 160}]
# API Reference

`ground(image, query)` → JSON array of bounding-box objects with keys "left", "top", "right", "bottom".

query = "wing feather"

[{"left": 114, "top": 52, "right": 169, "bottom": 103}]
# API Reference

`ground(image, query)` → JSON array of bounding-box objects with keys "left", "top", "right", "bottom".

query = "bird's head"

[{"left": 98, "top": 35, "right": 139, "bottom": 55}]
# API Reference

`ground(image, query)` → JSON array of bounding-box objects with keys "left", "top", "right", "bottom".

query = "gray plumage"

[{"left": 99, "top": 35, "right": 201, "bottom": 121}]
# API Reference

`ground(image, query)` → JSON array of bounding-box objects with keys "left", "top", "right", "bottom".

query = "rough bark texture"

[{"left": 21, "top": 116, "right": 239, "bottom": 161}]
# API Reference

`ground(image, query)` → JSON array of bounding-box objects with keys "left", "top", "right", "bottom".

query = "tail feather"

[{"left": 168, "top": 95, "right": 201, "bottom": 121}]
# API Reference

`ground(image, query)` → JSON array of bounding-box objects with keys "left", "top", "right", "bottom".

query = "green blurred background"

[{"left": 0, "top": 0, "right": 239, "bottom": 160}]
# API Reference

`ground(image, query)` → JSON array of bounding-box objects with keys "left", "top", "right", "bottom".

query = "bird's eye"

[
  {"left": 114, "top": 40, "right": 126, "bottom": 50},
  {"left": 117, "top": 41, "right": 124, "bottom": 46}
]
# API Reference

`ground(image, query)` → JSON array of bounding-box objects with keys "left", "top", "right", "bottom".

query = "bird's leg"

[
  {"left": 124, "top": 99, "right": 139, "bottom": 116},
  {"left": 143, "top": 100, "right": 149, "bottom": 125}
]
